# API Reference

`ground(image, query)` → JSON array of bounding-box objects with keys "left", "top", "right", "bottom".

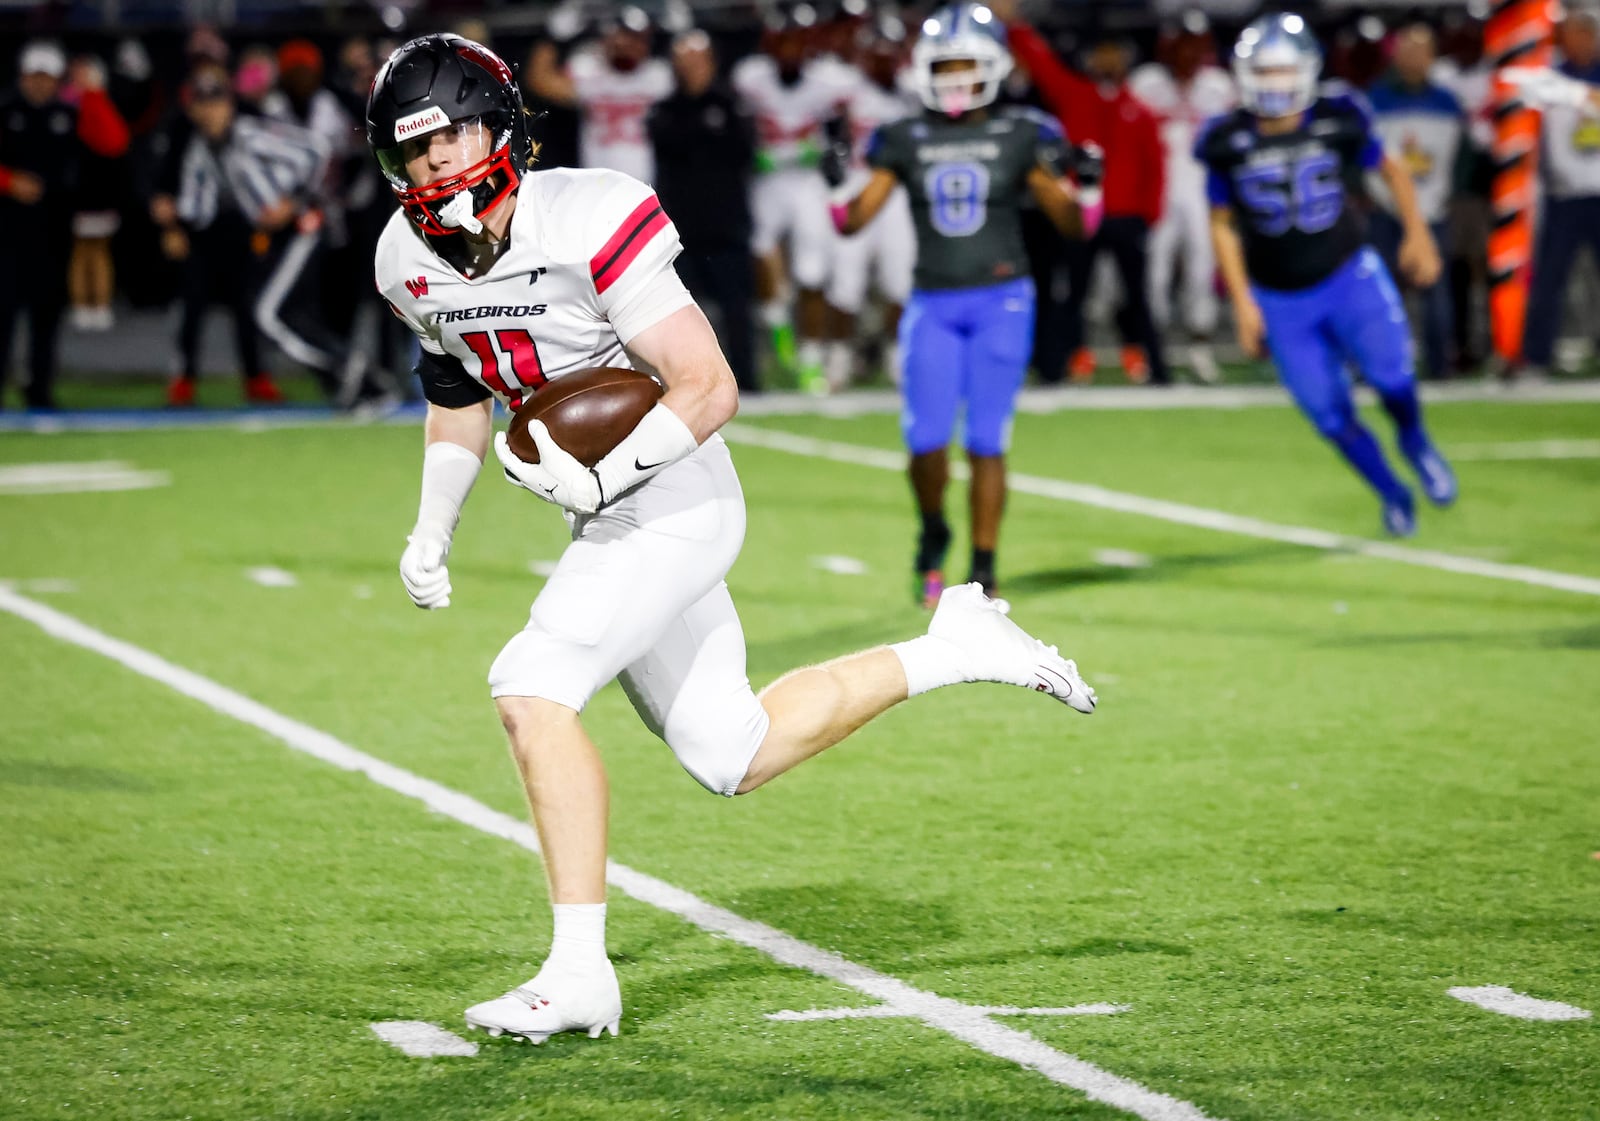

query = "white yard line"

[
  {"left": 724, "top": 424, "right": 1600, "bottom": 599},
  {"left": 811, "top": 554, "right": 868, "bottom": 575},
  {"left": 0, "top": 587, "right": 1221, "bottom": 1121},
  {"left": 369, "top": 1021, "right": 480, "bottom": 1057},
  {"left": 5, "top": 380, "right": 1600, "bottom": 436},
  {"left": 768, "top": 1003, "right": 1130, "bottom": 1022},
  {"left": 245, "top": 566, "right": 298, "bottom": 588},
  {"left": 1447, "top": 986, "right": 1592, "bottom": 1022},
  {"left": 0, "top": 460, "right": 169, "bottom": 495},
  {"left": 1451, "top": 439, "right": 1600, "bottom": 461}
]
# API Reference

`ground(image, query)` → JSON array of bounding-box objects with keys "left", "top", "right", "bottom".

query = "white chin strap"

[{"left": 437, "top": 191, "right": 484, "bottom": 235}]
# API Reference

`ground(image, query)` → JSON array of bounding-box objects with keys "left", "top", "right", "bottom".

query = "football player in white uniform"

[
  {"left": 1128, "top": 13, "right": 1235, "bottom": 380},
  {"left": 732, "top": 9, "right": 860, "bottom": 391},
  {"left": 821, "top": 22, "right": 918, "bottom": 390},
  {"left": 367, "top": 35, "right": 1097, "bottom": 1045},
  {"left": 526, "top": 6, "right": 673, "bottom": 184}
]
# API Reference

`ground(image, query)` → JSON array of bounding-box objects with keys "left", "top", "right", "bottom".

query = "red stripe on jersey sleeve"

[{"left": 591, "top": 195, "right": 671, "bottom": 296}]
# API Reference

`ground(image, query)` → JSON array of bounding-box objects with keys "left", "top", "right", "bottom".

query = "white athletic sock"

[
  {"left": 798, "top": 338, "right": 825, "bottom": 370},
  {"left": 885, "top": 340, "right": 902, "bottom": 387},
  {"left": 890, "top": 635, "right": 971, "bottom": 697},
  {"left": 545, "top": 902, "right": 608, "bottom": 972},
  {"left": 825, "top": 340, "right": 854, "bottom": 389},
  {"left": 760, "top": 300, "right": 790, "bottom": 330}
]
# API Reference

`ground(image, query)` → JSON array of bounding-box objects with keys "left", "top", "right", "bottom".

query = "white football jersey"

[
  {"left": 569, "top": 48, "right": 674, "bottom": 184},
  {"left": 1128, "top": 63, "right": 1237, "bottom": 196},
  {"left": 375, "top": 168, "right": 691, "bottom": 410},
  {"left": 732, "top": 54, "right": 859, "bottom": 172}
]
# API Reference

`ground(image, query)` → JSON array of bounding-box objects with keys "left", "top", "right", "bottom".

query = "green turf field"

[{"left": 3, "top": 396, "right": 1598, "bottom": 1120}]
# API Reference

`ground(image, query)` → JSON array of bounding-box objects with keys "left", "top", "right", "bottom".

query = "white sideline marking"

[
  {"left": 812, "top": 554, "right": 868, "bottom": 576},
  {"left": 1448, "top": 986, "right": 1593, "bottom": 1021},
  {"left": 1452, "top": 439, "right": 1600, "bottom": 461},
  {"left": 724, "top": 424, "right": 1600, "bottom": 599},
  {"left": 0, "top": 460, "right": 169, "bottom": 495},
  {"left": 246, "top": 566, "right": 298, "bottom": 588},
  {"left": 769, "top": 1003, "right": 1130, "bottom": 1022},
  {"left": 0, "top": 587, "right": 1221, "bottom": 1121},
  {"left": 370, "top": 1021, "right": 480, "bottom": 1057},
  {"left": 1092, "top": 549, "right": 1153, "bottom": 570},
  {"left": 0, "top": 578, "right": 77, "bottom": 594}
]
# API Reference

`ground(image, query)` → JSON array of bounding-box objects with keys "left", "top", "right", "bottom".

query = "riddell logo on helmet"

[{"left": 394, "top": 106, "right": 450, "bottom": 142}]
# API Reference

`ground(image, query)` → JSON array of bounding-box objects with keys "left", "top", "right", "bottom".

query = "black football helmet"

[{"left": 366, "top": 34, "right": 532, "bottom": 236}]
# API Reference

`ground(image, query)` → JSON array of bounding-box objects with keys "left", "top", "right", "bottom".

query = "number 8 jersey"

[
  {"left": 1195, "top": 85, "right": 1383, "bottom": 292},
  {"left": 375, "top": 167, "right": 691, "bottom": 410},
  {"left": 868, "top": 107, "right": 1064, "bottom": 291}
]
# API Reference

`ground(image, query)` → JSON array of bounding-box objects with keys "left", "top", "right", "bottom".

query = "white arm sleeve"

[{"left": 414, "top": 441, "right": 482, "bottom": 541}]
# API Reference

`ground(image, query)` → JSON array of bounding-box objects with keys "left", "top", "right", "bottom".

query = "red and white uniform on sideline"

[
  {"left": 827, "top": 73, "right": 918, "bottom": 314},
  {"left": 1128, "top": 62, "right": 1236, "bottom": 335},
  {"left": 568, "top": 47, "right": 674, "bottom": 184},
  {"left": 377, "top": 166, "right": 768, "bottom": 788},
  {"left": 733, "top": 53, "right": 859, "bottom": 288}
]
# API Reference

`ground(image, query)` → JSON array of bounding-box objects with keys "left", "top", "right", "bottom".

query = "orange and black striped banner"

[{"left": 1486, "top": 0, "right": 1555, "bottom": 361}]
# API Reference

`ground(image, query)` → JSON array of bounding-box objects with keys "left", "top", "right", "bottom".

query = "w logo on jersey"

[{"left": 405, "top": 276, "right": 429, "bottom": 299}]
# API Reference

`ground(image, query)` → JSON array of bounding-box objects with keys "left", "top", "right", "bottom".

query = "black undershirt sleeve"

[{"left": 416, "top": 347, "right": 492, "bottom": 408}]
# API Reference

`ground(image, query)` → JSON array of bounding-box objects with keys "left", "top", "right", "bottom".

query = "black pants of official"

[
  {"left": 1062, "top": 215, "right": 1170, "bottom": 385},
  {"left": 0, "top": 228, "right": 70, "bottom": 409},
  {"left": 1523, "top": 195, "right": 1600, "bottom": 368},
  {"left": 178, "top": 210, "right": 264, "bottom": 383},
  {"left": 1023, "top": 208, "right": 1071, "bottom": 386},
  {"left": 677, "top": 246, "right": 757, "bottom": 392}
]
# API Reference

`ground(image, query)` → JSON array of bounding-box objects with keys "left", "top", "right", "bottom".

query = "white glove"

[
  {"left": 1503, "top": 66, "right": 1594, "bottom": 110},
  {"left": 493, "top": 424, "right": 603, "bottom": 515},
  {"left": 399, "top": 530, "right": 452, "bottom": 609}
]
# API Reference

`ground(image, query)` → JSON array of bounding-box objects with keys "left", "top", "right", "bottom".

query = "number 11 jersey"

[
  {"left": 1195, "top": 85, "right": 1384, "bottom": 292},
  {"left": 375, "top": 167, "right": 689, "bottom": 410}
]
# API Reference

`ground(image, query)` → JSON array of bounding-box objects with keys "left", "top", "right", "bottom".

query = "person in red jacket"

[{"left": 989, "top": 3, "right": 1169, "bottom": 384}]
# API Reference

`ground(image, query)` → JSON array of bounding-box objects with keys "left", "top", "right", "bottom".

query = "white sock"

[
  {"left": 798, "top": 338, "right": 825, "bottom": 370},
  {"left": 885, "top": 340, "right": 902, "bottom": 387},
  {"left": 825, "top": 340, "right": 854, "bottom": 389},
  {"left": 890, "top": 635, "right": 971, "bottom": 697},
  {"left": 760, "top": 301, "right": 790, "bottom": 331},
  {"left": 545, "top": 902, "right": 608, "bottom": 972}
]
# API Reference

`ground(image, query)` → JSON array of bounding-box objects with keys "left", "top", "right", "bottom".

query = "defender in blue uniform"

[
  {"left": 1198, "top": 14, "right": 1456, "bottom": 536},
  {"left": 831, "top": 2, "right": 1096, "bottom": 602}
]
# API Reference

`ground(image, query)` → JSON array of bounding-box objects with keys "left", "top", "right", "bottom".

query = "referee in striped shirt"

[{"left": 154, "top": 63, "right": 391, "bottom": 408}]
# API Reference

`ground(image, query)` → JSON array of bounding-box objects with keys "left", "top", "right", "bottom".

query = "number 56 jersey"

[
  {"left": 1196, "top": 87, "right": 1384, "bottom": 292},
  {"left": 374, "top": 167, "right": 691, "bottom": 410}
]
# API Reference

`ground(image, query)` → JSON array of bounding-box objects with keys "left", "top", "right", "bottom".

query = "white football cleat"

[
  {"left": 928, "top": 582, "right": 1097, "bottom": 713},
  {"left": 464, "top": 960, "right": 622, "bottom": 1045}
]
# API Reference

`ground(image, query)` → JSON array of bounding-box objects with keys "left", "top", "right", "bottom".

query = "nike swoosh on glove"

[
  {"left": 494, "top": 424, "right": 604, "bottom": 515},
  {"left": 399, "top": 531, "right": 452, "bottom": 609}
]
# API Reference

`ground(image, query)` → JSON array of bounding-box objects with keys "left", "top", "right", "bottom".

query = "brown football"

[{"left": 505, "top": 367, "right": 664, "bottom": 468}]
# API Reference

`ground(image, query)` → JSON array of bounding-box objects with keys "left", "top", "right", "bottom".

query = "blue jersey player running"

[
  {"left": 1198, "top": 14, "right": 1457, "bottom": 536},
  {"left": 830, "top": 3, "right": 1097, "bottom": 603}
]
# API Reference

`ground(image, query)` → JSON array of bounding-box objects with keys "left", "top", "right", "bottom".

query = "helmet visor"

[{"left": 374, "top": 117, "right": 492, "bottom": 190}]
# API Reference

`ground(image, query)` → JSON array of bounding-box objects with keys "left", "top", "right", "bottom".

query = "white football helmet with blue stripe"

[
  {"left": 1232, "top": 13, "right": 1322, "bottom": 119},
  {"left": 911, "top": 3, "right": 1013, "bottom": 118}
]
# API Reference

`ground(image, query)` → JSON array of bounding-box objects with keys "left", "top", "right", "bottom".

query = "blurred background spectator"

[
  {"left": 1367, "top": 23, "right": 1464, "bottom": 381},
  {"left": 1, "top": 40, "right": 128, "bottom": 410},
  {"left": 3, "top": 0, "right": 1600, "bottom": 410},
  {"left": 648, "top": 29, "right": 758, "bottom": 391},
  {"left": 1522, "top": 7, "right": 1600, "bottom": 379}
]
